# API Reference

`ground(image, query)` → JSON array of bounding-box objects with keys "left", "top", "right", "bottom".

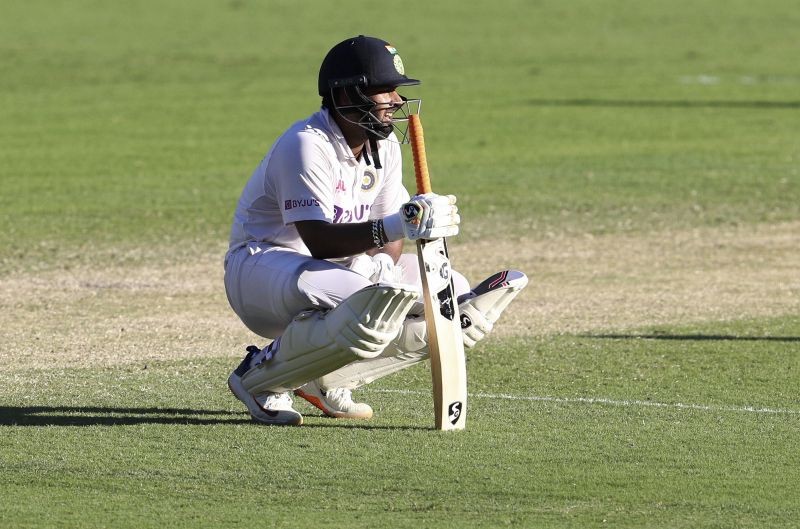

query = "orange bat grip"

[{"left": 408, "top": 114, "right": 432, "bottom": 194}]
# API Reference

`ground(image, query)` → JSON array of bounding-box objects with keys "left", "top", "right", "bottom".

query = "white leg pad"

[
  {"left": 317, "top": 270, "right": 529, "bottom": 389},
  {"left": 241, "top": 284, "right": 419, "bottom": 394},
  {"left": 317, "top": 314, "right": 428, "bottom": 390}
]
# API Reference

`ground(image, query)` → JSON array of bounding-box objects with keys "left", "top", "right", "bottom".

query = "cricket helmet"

[
  {"left": 318, "top": 35, "right": 421, "bottom": 143},
  {"left": 318, "top": 35, "right": 420, "bottom": 97}
]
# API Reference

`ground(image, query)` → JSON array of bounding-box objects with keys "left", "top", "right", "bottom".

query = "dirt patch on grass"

[
  {"left": 459, "top": 220, "right": 799, "bottom": 337},
  {"left": 2, "top": 222, "right": 798, "bottom": 369}
]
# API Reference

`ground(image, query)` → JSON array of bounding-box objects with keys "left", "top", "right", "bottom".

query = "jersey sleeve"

[{"left": 269, "top": 131, "right": 336, "bottom": 225}]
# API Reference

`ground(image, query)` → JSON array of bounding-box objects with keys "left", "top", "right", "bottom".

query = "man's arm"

[
  {"left": 295, "top": 193, "right": 457, "bottom": 260},
  {"left": 295, "top": 220, "right": 400, "bottom": 260}
]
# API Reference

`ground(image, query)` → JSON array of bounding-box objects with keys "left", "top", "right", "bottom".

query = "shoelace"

[
  {"left": 326, "top": 388, "right": 353, "bottom": 406},
  {"left": 262, "top": 393, "right": 292, "bottom": 407}
]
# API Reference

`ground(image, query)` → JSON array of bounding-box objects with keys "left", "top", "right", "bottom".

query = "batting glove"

[
  {"left": 349, "top": 253, "right": 401, "bottom": 283},
  {"left": 383, "top": 193, "right": 460, "bottom": 242}
]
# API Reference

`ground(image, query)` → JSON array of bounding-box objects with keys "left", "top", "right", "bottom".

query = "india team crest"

[
  {"left": 385, "top": 44, "right": 405, "bottom": 75},
  {"left": 393, "top": 55, "right": 405, "bottom": 75},
  {"left": 361, "top": 168, "right": 377, "bottom": 191}
]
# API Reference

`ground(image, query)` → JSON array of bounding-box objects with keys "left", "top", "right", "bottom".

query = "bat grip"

[{"left": 408, "top": 114, "right": 432, "bottom": 194}]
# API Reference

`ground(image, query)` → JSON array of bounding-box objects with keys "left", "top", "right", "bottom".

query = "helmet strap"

[{"left": 369, "top": 137, "right": 382, "bottom": 169}]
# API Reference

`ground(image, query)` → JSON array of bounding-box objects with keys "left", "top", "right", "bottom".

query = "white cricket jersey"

[{"left": 227, "top": 108, "right": 410, "bottom": 261}]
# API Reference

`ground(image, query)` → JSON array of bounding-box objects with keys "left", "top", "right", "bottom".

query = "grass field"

[{"left": 1, "top": 1, "right": 799, "bottom": 527}]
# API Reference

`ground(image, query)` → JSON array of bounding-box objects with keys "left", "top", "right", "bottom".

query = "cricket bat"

[{"left": 408, "top": 114, "right": 468, "bottom": 431}]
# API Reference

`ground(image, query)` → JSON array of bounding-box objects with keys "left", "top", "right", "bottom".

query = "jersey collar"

[{"left": 317, "top": 107, "right": 359, "bottom": 165}]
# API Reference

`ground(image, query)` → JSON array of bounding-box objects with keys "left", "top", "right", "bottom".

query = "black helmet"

[
  {"left": 318, "top": 36, "right": 422, "bottom": 151},
  {"left": 318, "top": 35, "right": 420, "bottom": 97}
]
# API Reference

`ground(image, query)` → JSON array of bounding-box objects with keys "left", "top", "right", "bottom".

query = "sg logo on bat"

[{"left": 448, "top": 401, "right": 464, "bottom": 425}]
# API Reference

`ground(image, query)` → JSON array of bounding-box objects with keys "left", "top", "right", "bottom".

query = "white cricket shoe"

[
  {"left": 295, "top": 380, "right": 374, "bottom": 419},
  {"left": 228, "top": 346, "right": 303, "bottom": 426}
]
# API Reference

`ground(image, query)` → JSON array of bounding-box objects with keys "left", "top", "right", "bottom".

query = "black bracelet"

[
  {"left": 371, "top": 219, "right": 386, "bottom": 249},
  {"left": 379, "top": 219, "right": 389, "bottom": 244}
]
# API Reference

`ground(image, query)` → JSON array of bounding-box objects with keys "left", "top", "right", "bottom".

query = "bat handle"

[{"left": 408, "top": 114, "right": 432, "bottom": 194}]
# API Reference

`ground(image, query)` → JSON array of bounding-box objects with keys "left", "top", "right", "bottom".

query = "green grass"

[
  {"left": 2, "top": 316, "right": 799, "bottom": 528},
  {"left": 1, "top": 0, "right": 799, "bottom": 527},
  {"left": 1, "top": 0, "right": 799, "bottom": 271}
]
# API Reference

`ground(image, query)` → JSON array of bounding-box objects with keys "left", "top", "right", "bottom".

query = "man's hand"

[{"left": 383, "top": 193, "right": 460, "bottom": 242}]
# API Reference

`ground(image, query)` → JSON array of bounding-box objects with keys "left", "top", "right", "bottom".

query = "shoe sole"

[
  {"left": 469, "top": 270, "right": 529, "bottom": 322},
  {"left": 228, "top": 374, "right": 303, "bottom": 426},
  {"left": 471, "top": 270, "right": 528, "bottom": 298}
]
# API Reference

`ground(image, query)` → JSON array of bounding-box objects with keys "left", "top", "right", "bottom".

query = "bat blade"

[
  {"left": 408, "top": 113, "right": 467, "bottom": 430},
  {"left": 415, "top": 233, "right": 468, "bottom": 430}
]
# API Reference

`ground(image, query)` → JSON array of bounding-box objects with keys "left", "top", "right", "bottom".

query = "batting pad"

[
  {"left": 317, "top": 270, "right": 529, "bottom": 389},
  {"left": 318, "top": 314, "right": 428, "bottom": 390},
  {"left": 241, "top": 284, "right": 419, "bottom": 394}
]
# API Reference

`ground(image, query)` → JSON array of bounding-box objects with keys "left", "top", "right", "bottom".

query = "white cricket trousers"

[{"left": 224, "top": 242, "right": 469, "bottom": 339}]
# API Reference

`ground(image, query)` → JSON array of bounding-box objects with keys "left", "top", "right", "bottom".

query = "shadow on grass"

[
  {"left": 582, "top": 334, "right": 800, "bottom": 342},
  {"left": 0, "top": 406, "right": 251, "bottom": 426},
  {"left": 299, "top": 421, "right": 429, "bottom": 431},
  {"left": 0, "top": 406, "right": 429, "bottom": 430},
  {"left": 527, "top": 98, "right": 800, "bottom": 109}
]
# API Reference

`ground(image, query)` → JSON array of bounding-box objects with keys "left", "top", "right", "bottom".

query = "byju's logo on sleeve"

[{"left": 284, "top": 198, "right": 321, "bottom": 210}]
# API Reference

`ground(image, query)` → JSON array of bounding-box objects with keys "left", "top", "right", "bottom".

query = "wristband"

[
  {"left": 381, "top": 212, "right": 404, "bottom": 242},
  {"left": 371, "top": 219, "right": 386, "bottom": 249}
]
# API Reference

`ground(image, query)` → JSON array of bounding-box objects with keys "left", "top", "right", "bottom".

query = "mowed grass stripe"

[{"left": 369, "top": 389, "right": 800, "bottom": 415}]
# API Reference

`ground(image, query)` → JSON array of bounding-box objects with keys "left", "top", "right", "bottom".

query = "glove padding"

[
  {"left": 383, "top": 193, "right": 460, "bottom": 242},
  {"left": 459, "top": 300, "right": 494, "bottom": 348},
  {"left": 349, "top": 253, "right": 401, "bottom": 284}
]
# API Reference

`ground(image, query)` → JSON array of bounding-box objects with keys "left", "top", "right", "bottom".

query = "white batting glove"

[
  {"left": 349, "top": 254, "right": 377, "bottom": 278},
  {"left": 349, "top": 253, "right": 401, "bottom": 283},
  {"left": 459, "top": 300, "right": 494, "bottom": 348},
  {"left": 382, "top": 193, "right": 460, "bottom": 242},
  {"left": 369, "top": 253, "right": 399, "bottom": 283}
]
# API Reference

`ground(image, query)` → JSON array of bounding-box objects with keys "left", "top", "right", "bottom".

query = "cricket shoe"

[
  {"left": 294, "top": 380, "right": 374, "bottom": 419},
  {"left": 228, "top": 345, "right": 303, "bottom": 426},
  {"left": 458, "top": 270, "right": 529, "bottom": 348}
]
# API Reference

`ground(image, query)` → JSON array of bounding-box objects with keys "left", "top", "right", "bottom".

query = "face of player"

[
  {"left": 361, "top": 86, "right": 404, "bottom": 128},
  {"left": 332, "top": 85, "right": 412, "bottom": 147}
]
